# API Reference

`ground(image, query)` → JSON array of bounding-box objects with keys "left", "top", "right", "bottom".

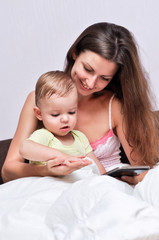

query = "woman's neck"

[{"left": 78, "top": 93, "right": 93, "bottom": 105}]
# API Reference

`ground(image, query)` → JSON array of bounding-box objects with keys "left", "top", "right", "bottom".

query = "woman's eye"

[
  {"left": 101, "top": 76, "right": 111, "bottom": 81},
  {"left": 84, "top": 66, "right": 92, "bottom": 72}
]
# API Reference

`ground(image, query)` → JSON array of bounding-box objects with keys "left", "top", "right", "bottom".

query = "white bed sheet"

[{"left": 0, "top": 164, "right": 159, "bottom": 240}]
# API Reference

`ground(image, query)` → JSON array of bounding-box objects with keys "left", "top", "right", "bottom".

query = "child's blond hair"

[{"left": 35, "top": 70, "right": 76, "bottom": 106}]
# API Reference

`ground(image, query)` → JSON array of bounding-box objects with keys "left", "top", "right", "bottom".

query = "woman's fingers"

[
  {"left": 121, "top": 175, "right": 139, "bottom": 185},
  {"left": 121, "top": 170, "right": 149, "bottom": 185},
  {"left": 46, "top": 158, "right": 92, "bottom": 176}
]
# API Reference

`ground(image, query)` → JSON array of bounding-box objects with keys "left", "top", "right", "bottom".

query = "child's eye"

[
  {"left": 68, "top": 111, "right": 76, "bottom": 115},
  {"left": 51, "top": 114, "right": 59, "bottom": 117}
]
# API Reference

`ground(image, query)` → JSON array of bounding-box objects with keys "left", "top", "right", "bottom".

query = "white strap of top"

[{"left": 109, "top": 94, "right": 115, "bottom": 130}]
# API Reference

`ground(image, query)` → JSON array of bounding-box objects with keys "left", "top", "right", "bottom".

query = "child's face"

[{"left": 37, "top": 87, "right": 78, "bottom": 137}]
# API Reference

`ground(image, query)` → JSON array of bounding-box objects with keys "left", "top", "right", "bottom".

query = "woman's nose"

[{"left": 85, "top": 76, "right": 96, "bottom": 89}]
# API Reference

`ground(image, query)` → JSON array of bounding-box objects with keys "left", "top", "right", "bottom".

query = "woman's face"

[{"left": 71, "top": 50, "right": 118, "bottom": 97}]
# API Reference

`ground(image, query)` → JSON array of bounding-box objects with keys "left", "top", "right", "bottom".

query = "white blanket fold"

[{"left": 0, "top": 166, "right": 159, "bottom": 240}]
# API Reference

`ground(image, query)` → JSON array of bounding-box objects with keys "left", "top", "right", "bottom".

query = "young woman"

[{"left": 2, "top": 22, "right": 159, "bottom": 184}]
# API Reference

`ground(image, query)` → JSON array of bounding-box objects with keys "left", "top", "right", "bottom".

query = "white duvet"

[{"left": 0, "top": 163, "right": 159, "bottom": 240}]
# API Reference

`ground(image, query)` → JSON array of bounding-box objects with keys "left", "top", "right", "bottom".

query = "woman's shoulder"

[
  {"left": 23, "top": 91, "right": 35, "bottom": 107},
  {"left": 27, "top": 90, "right": 35, "bottom": 100},
  {"left": 95, "top": 91, "right": 123, "bottom": 117},
  {"left": 111, "top": 96, "right": 123, "bottom": 128},
  {"left": 111, "top": 95, "right": 122, "bottom": 108}
]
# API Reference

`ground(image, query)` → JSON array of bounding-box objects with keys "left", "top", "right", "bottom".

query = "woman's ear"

[
  {"left": 33, "top": 106, "right": 42, "bottom": 121},
  {"left": 72, "top": 51, "right": 77, "bottom": 60}
]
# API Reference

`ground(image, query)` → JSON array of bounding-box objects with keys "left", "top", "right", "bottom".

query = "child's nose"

[{"left": 61, "top": 114, "right": 69, "bottom": 122}]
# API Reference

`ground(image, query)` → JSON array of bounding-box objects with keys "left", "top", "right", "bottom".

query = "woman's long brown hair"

[{"left": 64, "top": 22, "right": 159, "bottom": 166}]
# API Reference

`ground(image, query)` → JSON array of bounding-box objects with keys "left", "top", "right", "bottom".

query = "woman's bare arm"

[
  {"left": 86, "top": 151, "right": 106, "bottom": 174},
  {"left": 2, "top": 91, "right": 39, "bottom": 182},
  {"left": 112, "top": 98, "right": 147, "bottom": 184}
]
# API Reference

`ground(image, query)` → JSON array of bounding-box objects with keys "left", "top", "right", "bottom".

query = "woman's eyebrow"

[
  {"left": 83, "top": 62, "right": 93, "bottom": 69},
  {"left": 102, "top": 74, "right": 113, "bottom": 77},
  {"left": 84, "top": 62, "right": 114, "bottom": 77}
]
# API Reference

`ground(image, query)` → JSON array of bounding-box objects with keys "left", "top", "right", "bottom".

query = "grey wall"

[{"left": 0, "top": 0, "right": 159, "bottom": 139}]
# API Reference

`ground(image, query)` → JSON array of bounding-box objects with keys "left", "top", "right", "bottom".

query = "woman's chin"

[{"left": 78, "top": 90, "right": 93, "bottom": 98}]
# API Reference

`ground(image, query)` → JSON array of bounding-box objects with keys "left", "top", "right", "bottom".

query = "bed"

[{"left": 0, "top": 111, "right": 159, "bottom": 240}]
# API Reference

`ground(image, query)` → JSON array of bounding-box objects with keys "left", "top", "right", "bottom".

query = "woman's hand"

[
  {"left": 120, "top": 171, "right": 149, "bottom": 185},
  {"left": 44, "top": 155, "right": 92, "bottom": 176}
]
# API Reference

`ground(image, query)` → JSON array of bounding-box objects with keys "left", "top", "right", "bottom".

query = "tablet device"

[{"left": 105, "top": 166, "right": 150, "bottom": 178}]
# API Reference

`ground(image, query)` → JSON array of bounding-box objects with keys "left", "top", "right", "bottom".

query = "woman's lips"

[{"left": 80, "top": 79, "right": 92, "bottom": 91}]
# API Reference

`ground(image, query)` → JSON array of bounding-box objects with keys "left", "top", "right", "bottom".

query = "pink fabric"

[
  {"left": 90, "top": 129, "right": 114, "bottom": 150},
  {"left": 90, "top": 94, "right": 121, "bottom": 170}
]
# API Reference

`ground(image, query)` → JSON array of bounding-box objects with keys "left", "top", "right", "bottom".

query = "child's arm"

[
  {"left": 20, "top": 139, "right": 59, "bottom": 162},
  {"left": 86, "top": 151, "right": 106, "bottom": 174},
  {"left": 19, "top": 139, "right": 92, "bottom": 166}
]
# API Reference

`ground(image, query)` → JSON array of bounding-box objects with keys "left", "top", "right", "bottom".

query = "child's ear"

[{"left": 33, "top": 106, "right": 42, "bottom": 121}]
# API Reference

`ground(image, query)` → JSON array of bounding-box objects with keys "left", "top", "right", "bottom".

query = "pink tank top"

[{"left": 90, "top": 95, "right": 121, "bottom": 170}]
